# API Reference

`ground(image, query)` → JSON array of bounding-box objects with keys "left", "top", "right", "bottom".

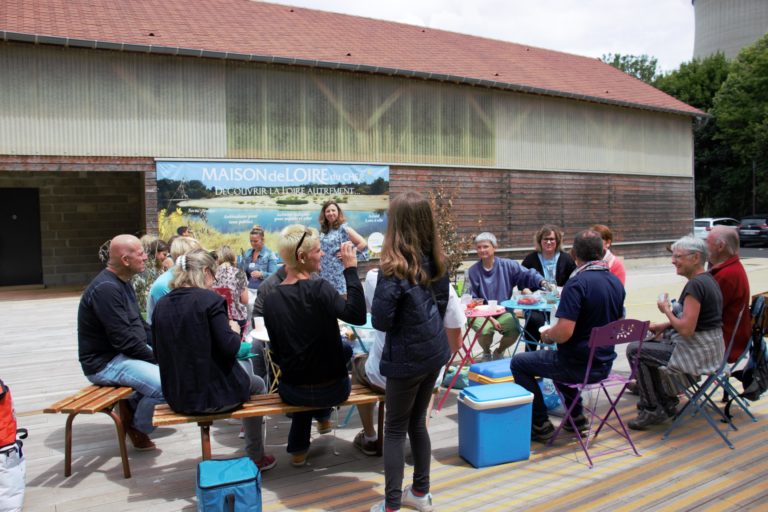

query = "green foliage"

[
  {"left": 601, "top": 53, "right": 660, "bottom": 84},
  {"left": 654, "top": 53, "right": 730, "bottom": 110},
  {"left": 654, "top": 53, "right": 738, "bottom": 216},
  {"left": 275, "top": 197, "right": 309, "bottom": 205},
  {"left": 712, "top": 34, "right": 768, "bottom": 164},
  {"left": 710, "top": 34, "right": 768, "bottom": 215}
]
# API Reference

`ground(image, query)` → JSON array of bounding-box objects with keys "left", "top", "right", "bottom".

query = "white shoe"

[{"left": 402, "top": 485, "right": 433, "bottom": 512}]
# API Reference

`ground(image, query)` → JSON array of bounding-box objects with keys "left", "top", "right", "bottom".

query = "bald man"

[
  {"left": 707, "top": 226, "right": 751, "bottom": 362},
  {"left": 78, "top": 234, "right": 164, "bottom": 450}
]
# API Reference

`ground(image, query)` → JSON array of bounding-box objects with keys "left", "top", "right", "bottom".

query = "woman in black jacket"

[
  {"left": 370, "top": 191, "right": 451, "bottom": 512},
  {"left": 520, "top": 224, "right": 577, "bottom": 350},
  {"left": 151, "top": 249, "right": 276, "bottom": 471},
  {"left": 263, "top": 225, "right": 365, "bottom": 467}
]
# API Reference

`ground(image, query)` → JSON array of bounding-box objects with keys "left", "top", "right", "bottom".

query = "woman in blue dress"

[{"left": 318, "top": 201, "right": 367, "bottom": 295}]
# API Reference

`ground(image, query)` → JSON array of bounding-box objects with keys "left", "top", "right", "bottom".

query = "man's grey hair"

[
  {"left": 710, "top": 226, "right": 739, "bottom": 255},
  {"left": 475, "top": 232, "right": 497, "bottom": 247},
  {"left": 672, "top": 236, "right": 708, "bottom": 263}
]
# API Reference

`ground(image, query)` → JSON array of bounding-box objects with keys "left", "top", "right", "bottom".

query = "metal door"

[{"left": 0, "top": 188, "right": 43, "bottom": 286}]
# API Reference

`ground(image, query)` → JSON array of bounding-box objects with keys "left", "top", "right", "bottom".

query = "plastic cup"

[{"left": 487, "top": 300, "right": 498, "bottom": 310}]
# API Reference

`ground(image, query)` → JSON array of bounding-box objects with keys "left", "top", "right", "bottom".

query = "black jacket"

[
  {"left": 372, "top": 261, "right": 451, "bottom": 379},
  {"left": 152, "top": 287, "right": 250, "bottom": 414},
  {"left": 521, "top": 250, "right": 577, "bottom": 288}
]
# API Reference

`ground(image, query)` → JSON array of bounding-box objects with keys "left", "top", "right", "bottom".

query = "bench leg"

[
  {"left": 105, "top": 401, "right": 131, "bottom": 478},
  {"left": 64, "top": 411, "right": 79, "bottom": 477},
  {"left": 376, "top": 401, "right": 384, "bottom": 457},
  {"left": 199, "top": 422, "right": 213, "bottom": 460}
]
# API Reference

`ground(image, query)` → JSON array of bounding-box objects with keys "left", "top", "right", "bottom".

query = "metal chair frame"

[
  {"left": 548, "top": 318, "right": 650, "bottom": 468},
  {"left": 663, "top": 306, "right": 747, "bottom": 449}
]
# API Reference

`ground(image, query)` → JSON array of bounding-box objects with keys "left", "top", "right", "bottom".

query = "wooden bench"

[
  {"left": 153, "top": 384, "right": 385, "bottom": 460},
  {"left": 44, "top": 385, "right": 134, "bottom": 478}
]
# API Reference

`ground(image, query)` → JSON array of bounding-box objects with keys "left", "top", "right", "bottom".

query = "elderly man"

[
  {"left": 511, "top": 230, "right": 625, "bottom": 441},
  {"left": 707, "top": 226, "right": 751, "bottom": 362},
  {"left": 78, "top": 234, "right": 164, "bottom": 450},
  {"left": 466, "top": 232, "right": 548, "bottom": 361}
]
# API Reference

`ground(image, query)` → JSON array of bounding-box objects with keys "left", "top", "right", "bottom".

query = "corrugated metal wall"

[{"left": 0, "top": 42, "right": 692, "bottom": 176}]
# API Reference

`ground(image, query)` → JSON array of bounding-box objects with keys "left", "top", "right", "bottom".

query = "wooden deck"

[{"left": 5, "top": 261, "right": 768, "bottom": 512}]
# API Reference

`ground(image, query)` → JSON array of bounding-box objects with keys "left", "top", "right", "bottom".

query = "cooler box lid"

[
  {"left": 468, "top": 358, "right": 513, "bottom": 379},
  {"left": 459, "top": 382, "right": 533, "bottom": 410}
]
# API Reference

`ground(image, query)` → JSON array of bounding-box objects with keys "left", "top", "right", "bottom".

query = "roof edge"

[{"left": 1, "top": 31, "right": 705, "bottom": 118}]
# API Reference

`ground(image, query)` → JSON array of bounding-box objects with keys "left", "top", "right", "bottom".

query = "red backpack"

[{"left": 0, "top": 379, "right": 22, "bottom": 449}]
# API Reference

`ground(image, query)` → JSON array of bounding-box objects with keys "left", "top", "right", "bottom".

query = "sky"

[{"left": 277, "top": 0, "right": 695, "bottom": 73}]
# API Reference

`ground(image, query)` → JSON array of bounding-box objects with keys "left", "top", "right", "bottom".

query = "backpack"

[
  {"left": 725, "top": 296, "right": 767, "bottom": 418},
  {"left": 0, "top": 378, "right": 28, "bottom": 512}
]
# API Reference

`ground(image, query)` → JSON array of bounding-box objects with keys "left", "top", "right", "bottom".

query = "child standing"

[{"left": 370, "top": 191, "right": 451, "bottom": 512}]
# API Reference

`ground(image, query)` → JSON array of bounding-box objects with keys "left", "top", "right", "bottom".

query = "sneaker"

[
  {"left": 353, "top": 431, "right": 377, "bottom": 456},
  {"left": 255, "top": 454, "right": 277, "bottom": 472},
  {"left": 316, "top": 419, "right": 333, "bottom": 435},
  {"left": 402, "top": 485, "right": 434, "bottom": 512},
  {"left": 628, "top": 408, "right": 672, "bottom": 430},
  {"left": 290, "top": 451, "right": 308, "bottom": 467},
  {"left": 369, "top": 501, "right": 393, "bottom": 512},
  {"left": 238, "top": 427, "right": 245, "bottom": 439},
  {"left": 531, "top": 419, "right": 556, "bottom": 442},
  {"left": 563, "top": 414, "right": 589, "bottom": 433}
]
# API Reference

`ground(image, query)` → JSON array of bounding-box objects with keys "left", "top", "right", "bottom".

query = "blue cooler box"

[
  {"left": 458, "top": 382, "right": 533, "bottom": 468},
  {"left": 468, "top": 358, "right": 513, "bottom": 385}
]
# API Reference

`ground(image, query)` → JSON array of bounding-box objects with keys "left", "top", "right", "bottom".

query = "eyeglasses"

[
  {"left": 542, "top": 238, "right": 557, "bottom": 243},
  {"left": 671, "top": 252, "right": 696, "bottom": 261},
  {"left": 295, "top": 230, "right": 311, "bottom": 262}
]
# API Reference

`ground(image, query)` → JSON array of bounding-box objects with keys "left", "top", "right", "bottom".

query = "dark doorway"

[{"left": 0, "top": 188, "right": 43, "bottom": 286}]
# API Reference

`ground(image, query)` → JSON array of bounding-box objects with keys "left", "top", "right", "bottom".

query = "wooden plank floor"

[{"left": 3, "top": 274, "right": 768, "bottom": 512}]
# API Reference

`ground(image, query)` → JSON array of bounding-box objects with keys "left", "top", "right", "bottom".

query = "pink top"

[{"left": 604, "top": 250, "right": 626, "bottom": 285}]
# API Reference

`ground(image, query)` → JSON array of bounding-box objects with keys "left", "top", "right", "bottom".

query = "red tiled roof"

[{"left": 0, "top": 0, "right": 703, "bottom": 116}]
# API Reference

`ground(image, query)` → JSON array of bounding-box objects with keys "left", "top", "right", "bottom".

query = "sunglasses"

[{"left": 295, "top": 230, "right": 311, "bottom": 262}]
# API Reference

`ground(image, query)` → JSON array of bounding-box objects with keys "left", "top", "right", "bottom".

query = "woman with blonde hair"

[
  {"left": 370, "top": 191, "right": 452, "bottom": 512},
  {"left": 151, "top": 249, "right": 276, "bottom": 471},
  {"left": 263, "top": 224, "right": 365, "bottom": 467}
]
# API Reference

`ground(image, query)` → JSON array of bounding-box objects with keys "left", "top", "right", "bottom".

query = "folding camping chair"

[
  {"left": 709, "top": 296, "right": 764, "bottom": 423},
  {"left": 663, "top": 306, "right": 746, "bottom": 449},
  {"left": 548, "top": 318, "right": 650, "bottom": 468}
]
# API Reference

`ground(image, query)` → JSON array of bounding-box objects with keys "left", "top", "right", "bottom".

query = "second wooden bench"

[{"left": 153, "top": 384, "right": 385, "bottom": 460}]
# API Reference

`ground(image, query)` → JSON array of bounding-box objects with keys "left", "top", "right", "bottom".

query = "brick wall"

[{"left": 0, "top": 156, "right": 154, "bottom": 286}]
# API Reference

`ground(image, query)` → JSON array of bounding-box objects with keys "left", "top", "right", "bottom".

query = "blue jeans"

[
  {"left": 278, "top": 377, "right": 351, "bottom": 454},
  {"left": 510, "top": 350, "right": 610, "bottom": 425},
  {"left": 86, "top": 353, "right": 164, "bottom": 434}
]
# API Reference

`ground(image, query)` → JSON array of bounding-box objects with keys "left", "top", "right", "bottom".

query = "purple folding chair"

[{"left": 548, "top": 318, "right": 649, "bottom": 467}]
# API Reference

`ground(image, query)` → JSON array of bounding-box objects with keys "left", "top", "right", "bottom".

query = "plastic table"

[{"left": 501, "top": 298, "right": 559, "bottom": 353}]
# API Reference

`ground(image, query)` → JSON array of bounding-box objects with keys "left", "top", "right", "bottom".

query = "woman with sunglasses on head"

[
  {"left": 263, "top": 225, "right": 365, "bottom": 467},
  {"left": 520, "top": 224, "right": 577, "bottom": 350},
  {"left": 151, "top": 248, "right": 276, "bottom": 471},
  {"left": 370, "top": 191, "right": 452, "bottom": 512},
  {"left": 318, "top": 201, "right": 368, "bottom": 296}
]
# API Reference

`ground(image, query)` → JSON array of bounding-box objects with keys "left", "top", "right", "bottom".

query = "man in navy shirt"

[
  {"left": 511, "top": 230, "right": 625, "bottom": 442},
  {"left": 78, "top": 234, "right": 164, "bottom": 450}
]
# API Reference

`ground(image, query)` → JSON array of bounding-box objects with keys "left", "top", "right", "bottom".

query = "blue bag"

[{"left": 196, "top": 457, "right": 261, "bottom": 512}]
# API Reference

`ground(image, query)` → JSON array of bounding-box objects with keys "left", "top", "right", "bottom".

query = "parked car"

[
  {"left": 693, "top": 217, "right": 739, "bottom": 240},
  {"left": 738, "top": 215, "right": 768, "bottom": 246}
]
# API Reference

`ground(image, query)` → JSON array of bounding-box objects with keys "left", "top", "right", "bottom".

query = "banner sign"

[{"left": 155, "top": 161, "right": 389, "bottom": 255}]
